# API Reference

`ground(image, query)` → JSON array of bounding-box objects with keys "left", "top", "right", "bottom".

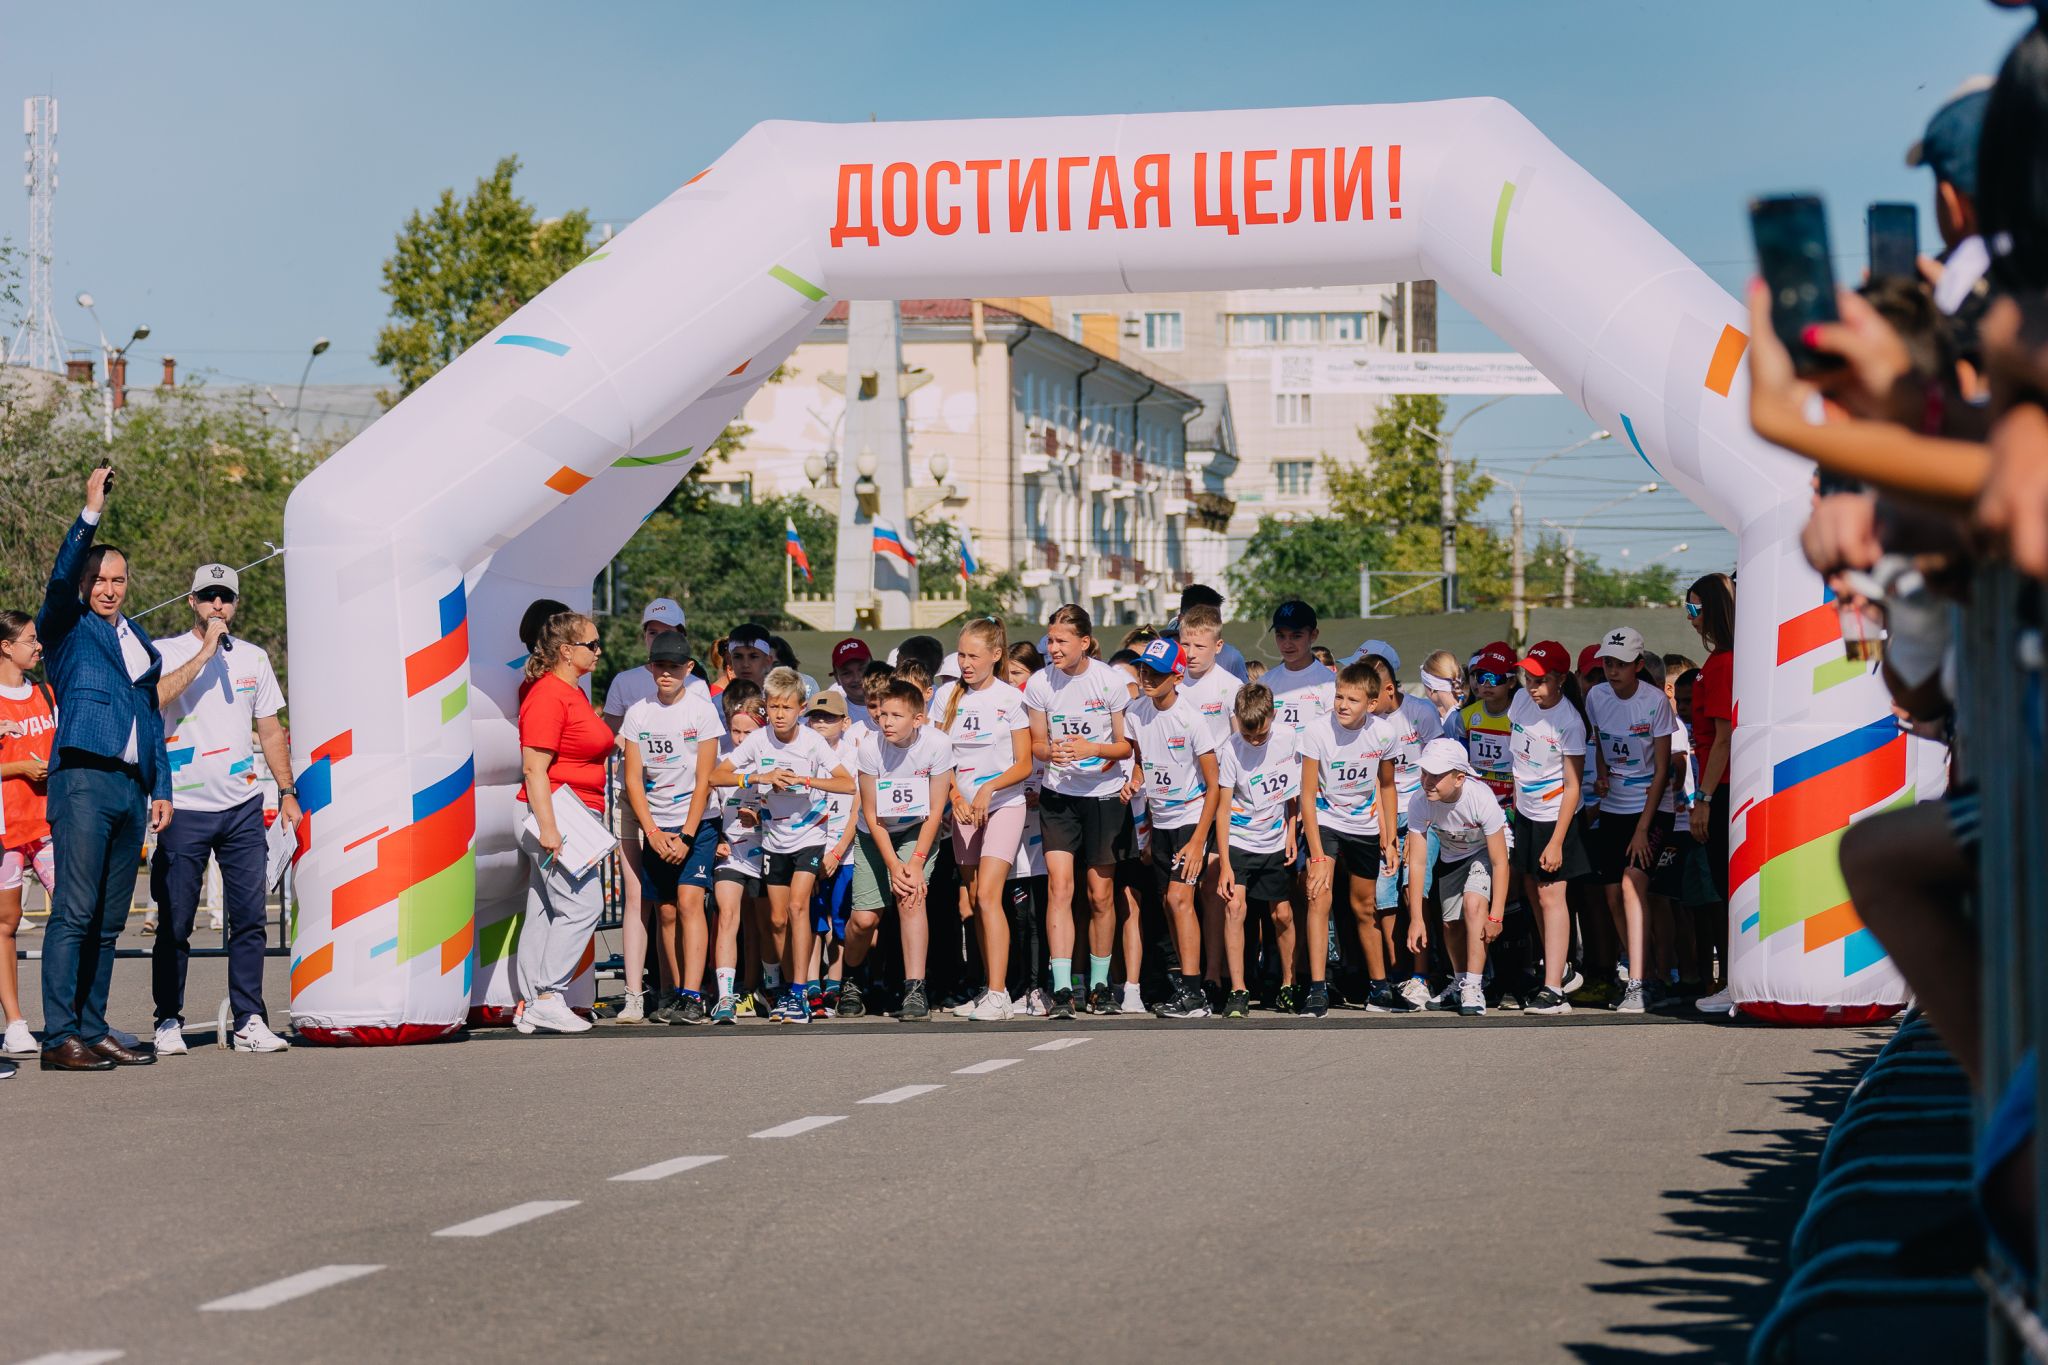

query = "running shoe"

[
  {"left": 805, "top": 983, "right": 826, "bottom": 1018},
  {"left": 1274, "top": 984, "right": 1303, "bottom": 1016},
  {"left": 753, "top": 987, "right": 777, "bottom": 1018},
  {"left": 787, "top": 986, "right": 814, "bottom": 1023},
  {"left": 821, "top": 985, "right": 841, "bottom": 1017},
  {"left": 1524, "top": 986, "right": 1573, "bottom": 1016},
  {"left": 952, "top": 990, "right": 988, "bottom": 1019},
  {"left": 673, "top": 993, "right": 708, "bottom": 1025},
  {"left": 2, "top": 1019, "right": 39, "bottom": 1056},
  {"left": 1156, "top": 984, "right": 1211, "bottom": 1019},
  {"left": 1303, "top": 982, "right": 1330, "bottom": 1018},
  {"left": 1118, "top": 981, "right": 1146, "bottom": 1014},
  {"left": 898, "top": 981, "right": 931, "bottom": 1022},
  {"left": 1615, "top": 981, "right": 1646, "bottom": 1015},
  {"left": 734, "top": 992, "right": 757, "bottom": 1018},
  {"left": 233, "top": 1017, "right": 294, "bottom": 1051},
  {"left": 711, "top": 993, "right": 739, "bottom": 1025},
  {"left": 1087, "top": 982, "right": 1117, "bottom": 1016},
  {"left": 1397, "top": 977, "right": 1432, "bottom": 1011},
  {"left": 1048, "top": 987, "right": 1076, "bottom": 1020},
  {"left": 1223, "top": 989, "right": 1251, "bottom": 1019},
  {"left": 1559, "top": 966, "right": 1586, "bottom": 996},
  {"left": 1365, "top": 982, "right": 1418, "bottom": 1014},
  {"left": 967, "top": 990, "right": 1015, "bottom": 1021},
  {"left": 1017, "top": 988, "right": 1050, "bottom": 1018},
  {"left": 1457, "top": 980, "right": 1487, "bottom": 1017},
  {"left": 617, "top": 990, "right": 648, "bottom": 1024},
  {"left": 1424, "top": 982, "right": 1462, "bottom": 1012},
  {"left": 838, "top": 979, "right": 867, "bottom": 1018},
  {"left": 152, "top": 1020, "right": 188, "bottom": 1056},
  {"left": 1694, "top": 987, "right": 1735, "bottom": 1015},
  {"left": 513, "top": 999, "right": 534, "bottom": 1034}
]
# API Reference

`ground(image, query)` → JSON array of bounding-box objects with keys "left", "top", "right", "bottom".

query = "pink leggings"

[{"left": 951, "top": 802, "right": 1029, "bottom": 871}]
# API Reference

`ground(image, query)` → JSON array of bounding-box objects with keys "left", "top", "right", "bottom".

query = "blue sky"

[{"left": 0, "top": 0, "right": 2032, "bottom": 583}]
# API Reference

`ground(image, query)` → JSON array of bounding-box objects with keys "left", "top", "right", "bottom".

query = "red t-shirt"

[
  {"left": 517, "top": 672, "right": 612, "bottom": 813},
  {"left": 0, "top": 681, "right": 56, "bottom": 848},
  {"left": 1691, "top": 649, "right": 1734, "bottom": 788}
]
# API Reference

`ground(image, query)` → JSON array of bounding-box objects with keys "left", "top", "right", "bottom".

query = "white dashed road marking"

[
  {"left": 859, "top": 1084, "right": 944, "bottom": 1104},
  {"left": 433, "top": 1200, "right": 581, "bottom": 1238},
  {"left": 1030, "top": 1037, "right": 1092, "bottom": 1052},
  {"left": 610, "top": 1155, "right": 727, "bottom": 1182},
  {"left": 953, "top": 1058, "right": 1022, "bottom": 1075},
  {"left": 750, "top": 1115, "right": 848, "bottom": 1138},
  {"left": 15, "top": 1352, "right": 125, "bottom": 1365},
  {"left": 199, "top": 1264, "right": 383, "bottom": 1312}
]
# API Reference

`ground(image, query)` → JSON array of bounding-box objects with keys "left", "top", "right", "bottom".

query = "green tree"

[
  {"left": 1227, "top": 515, "right": 1389, "bottom": 623},
  {"left": 910, "top": 515, "right": 1027, "bottom": 624},
  {"left": 373, "top": 156, "right": 595, "bottom": 404}
]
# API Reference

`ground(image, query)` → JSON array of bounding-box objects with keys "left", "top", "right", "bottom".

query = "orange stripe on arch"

[
  {"left": 404, "top": 619, "right": 469, "bottom": 697},
  {"left": 1704, "top": 325, "right": 1748, "bottom": 397},
  {"left": 441, "top": 918, "right": 474, "bottom": 975},
  {"left": 1804, "top": 901, "right": 1864, "bottom": 952},
  {"left": 331, "top": 789, "right": 476, "bottom": 929},
  {"left": 1776, "top": 603, "right": 1842, "bottom": 663},
  {"left": 1731, "top": 737, "right": 1906, "bottom": 891},
  {"left": 686, "top": 168, "right": 710, "bottom": 185},
  {"left": 291, "top": 942, "right": 334, "bottom": 997},
  {"left": 545, "top": 466, "right": 592, "bottom": 496}
]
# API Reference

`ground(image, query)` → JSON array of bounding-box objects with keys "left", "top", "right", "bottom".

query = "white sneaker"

[
  {"left": 1119, "top": 982, "right": 1146, "bottom": 1014},
  {"left": 16, "top": 916, "right": 38, "bottom": 933},
  {"left": 616, "top": 990, "right": 646, "bottom": 1024},
  {"left": 232, "top": 1017, "right": 291, "bottom": 1052},
  {"left": 208, "top": 908, "right": 224, "bottom": 931},
  {"left": 154, "top": 1020, "right": 189, "bottom": 1056},
  {"left": 967, "top": 990, "right": 1014, "bottom": 1021},
  {"left": 951, "top": 989, "right": 988, "bottom": 1019},
  {"left": 1017, "top": 988, "right": 1050, "bottom": 1018},
  {"left": 1397, "top": 977, "right": 1432, "bottom": 1011},
  {"left": 1695, "top": 987, "right": 1735, "bottom": 1015},
  {"left": 1559, "top": 966, "right": 1585, "bottom": 995},
  {"left": 523, "top": 993, "right": 592, "bottom": 1034},
  {"left": 513, "top": 1000, "right": 535, "bottom": 1034},
  {"left": 1457, "top": 980, "right": 1487, "bottom": 1016},
  {"left": 1, "top": 1020, "right": 36, "bottom": 1056}
]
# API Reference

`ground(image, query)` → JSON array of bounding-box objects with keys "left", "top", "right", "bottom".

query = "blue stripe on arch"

[
  {"left": 1771, "top": 715, "right": 1900, "bottom": 794},
  {"left": 1842, "top": 927, "right": 1887, "bottom": 975},
  {"left": 438, "top": 584, "right": 467, "bottom": 638},
  {"left": 412, "top": 755, "right": 476, "bottom": 823},
  {"left": 1619, "top": 413, "right": 1657, "bottom": 475},
  {"left": 495, "top": 334, "right": 570, "bottom": 357}
]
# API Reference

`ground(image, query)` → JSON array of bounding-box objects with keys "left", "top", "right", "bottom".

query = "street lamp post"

[
  {"left": 1542, "top": 482, "right": 1660, "bottom": 609},
  {"left": 1408, "top": 395, "right": 1505, "bottom": 613},
  {"left": 291, "top": 337, "right": 331, "bottom": 456},
  {"left": 76, "top": 292, "right": 148, "bottom": 445},
  {"left": 1503, "top": 429, "right": 1611, "bottom": 644}
]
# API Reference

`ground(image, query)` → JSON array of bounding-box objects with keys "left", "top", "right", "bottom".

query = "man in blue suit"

[{"left": 36, "top": 466, "right": 172, "bottom": 1071}]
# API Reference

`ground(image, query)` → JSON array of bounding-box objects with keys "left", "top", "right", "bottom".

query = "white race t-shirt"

[
  {"left": 1663, "top": 716, "right": 1696, "bottom": 830},
  {"left": 817, "top": 732, "right": 860, "bottom": 846},
  {"left": 857, "top": 726, "right": 955, "bottom": 835},
  {"left": 1023, "top": 660, "right": 1131, "bottom": 798},
  {"left": 619, "top": 691, "right": 726, "bottom": 826},
  {"left": 1509, "top": 690, "right": 1588, "bottom": 822},
  {"left": 1178, "top": 666, "right": 1242, "bottom": 746},
  {"left": 1217, "top": 732, "right": 1300, "bottom": 856},
  {"left": 1407, "top": 778, "right": 1509, "bottom": 864},
  {"left": 941, "top": 679, "right": 1029, "bottom": 811},
  {"left": 727, "top": 724, "right": 845, "bottom": 853},
  {"left": 1300, "top": 711, "right": 1400, "bottom": 838},
  {"left": 716, "top": 732, "right": 765, "bottom": 878},
  {"left": 1584, "top": 681, "right": 1679, "bottom": 817},
  {"left": 1387, "top": 692, "right": 1445, "bottom": 817},
  {"left": 1264, "top": 661, "right": 1336, "bottom": 742},
  {"left": 602, "top": 664, "right": 711, "bottom": 718},
  {"left": 1125, "top": 696, "right": 1216, "bottom": 831},
  {"left": 155, "top": 632, "right": 285, "bottom": 813}
]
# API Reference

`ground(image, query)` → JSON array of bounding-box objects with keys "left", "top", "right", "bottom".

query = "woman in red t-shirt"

[
  {"left": 1684, "top": 573, "right": 1737, "bottom": 1008},
  {"left": 0, "top": 611, "right": 57, "bottom": 1056},
  {"left": 514, "top": 610, "right": 613, "bottom": 1035}
]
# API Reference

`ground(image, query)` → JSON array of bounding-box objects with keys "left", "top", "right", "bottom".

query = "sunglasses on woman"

[
  {"left": 574, "top": 637, "right": 603, "bottom": 654},
  {"left": 1684, "top": 601, "right": 1702, "bottom": 619}
]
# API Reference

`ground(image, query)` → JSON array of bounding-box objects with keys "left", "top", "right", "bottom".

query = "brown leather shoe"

[
  {"left": 88, "top": 1036, "right": 156, "bottom": 1066},
  {"left": 40, "top": 1038, "right": 115, "bottom": 1072}
]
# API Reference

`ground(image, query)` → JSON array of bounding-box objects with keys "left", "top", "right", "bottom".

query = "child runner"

[
  {"left": 849, "top": 679, "right": 955, "bottom": 1021},
  {"left": 0, "top": 612, "right": 56, "bottom": 1056},
  {"left": 1446, "top": 642, "right": 1518, "bottom": 810},
  {"left": 1509, "top": 641, "right": 1591, "bottom": 1016},
  {"left": 1583, "top": 626, "right": 1676, "bottom": 1014},
  {"left": 1121, "top": 638, "right": 1222, "bottom": 1020},
  {"left": 1263, "top": 600, "right": 1336, "bottom": 744},
  {"left": 942, "top": 619, "right": 1034, "bottom": 1021},
  {"left": 828, "top": 637, "right": 874, "bottom": 732},
  {"left": 806, "top": 690, "right": 860, "bottom": 1016},
  {"left": 1418, "top": 649, "right": 1466, "bottom": 722},
  {"left": 1299, "top": 659, "right": 1409, "bottom": 1015},
  {"left": 1215, "top": 684, "right": 1302, "bottom": 1018},
  {"left": 1107, "top": 652, "right": 1155, "bottom": 1011},
  {"left": 1406, "top": 739, "right": 1511, "bottom": 1016},
  {"left": 709, "top": 679, "right": 767, "bottom": 1022},
  {"left": 1002, "top": 644, "right": 1052, "bottom": 1015},
  {"left": 710, "top": 666, "right": 854, "bottom": 1023},
  {"left": 619, "top": 633, "right": 725, "bottom": 1025},
  {"left": 1358, "top": 644, "right": 1443, "bottom": 1009},
  {"left": 1023, "top": 605, "right": 1134, "bottom": 1020},
  {"left": 1176, "top": 603, "right": 1240, "bottom": 1000}
]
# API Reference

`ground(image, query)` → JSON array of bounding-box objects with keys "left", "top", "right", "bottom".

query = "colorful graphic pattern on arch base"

[{"left": 280, "top": 100, "right": 1905, "bottom": 1043}]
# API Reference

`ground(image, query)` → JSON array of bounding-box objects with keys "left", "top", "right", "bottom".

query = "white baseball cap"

[
  {"left": 641, "top": 598, "right": 685, "bottom": 628},
  {"left": 190, "top": 563, "right": 239, "bottom": 595},
  {"left": 1594, "top": 625, "right": 1646, "bottom": 662},
  {"left": 1343, "top": 638, "right": 1401, "bottom": 673},
  {"left": 1418, "top": 738, "right": 1477, "bottom": 777}
]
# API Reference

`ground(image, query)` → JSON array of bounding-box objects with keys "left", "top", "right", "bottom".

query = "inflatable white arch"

[{"left": 283, "top": 99, "right": 1909, "bottom": 1042}]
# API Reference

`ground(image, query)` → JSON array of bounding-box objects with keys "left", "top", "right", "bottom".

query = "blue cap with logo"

[
  {"left": 1137, "top": 636, "right": 1185, "bottom": 674},
  {"left": 1907, "top": 76, "right": 1992, "bottom": 200}
]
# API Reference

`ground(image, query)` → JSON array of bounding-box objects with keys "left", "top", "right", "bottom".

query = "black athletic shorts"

[
  {"left": 1510, "top": 810, "right": 1592, "bottom": 884},
  {"left": 1230, "top": 847, "right": 1296, "bottom": 904},
  {"left": 1588, "top": 810, "right": 1673, "bottom": 884},
  {"left": 1039, "top": 788, "right": 1134, "bottom": 867},
  {"left": 713, "top": 866, "right": 765, "bottom": 899},
  {"left": 1149, "top": 821, "right": 1201, "bottom": 890},
  {"left": 1321, "top": 828, "right": 1383, "bottom": 881},
  {"left": 763, "top": 844, "right": 825, "bottom": 887}
]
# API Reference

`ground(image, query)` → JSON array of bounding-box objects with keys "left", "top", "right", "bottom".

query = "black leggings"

[
  {"left": 1692, "top": 785, "right": 1732, "bottom": 985},
  {"left": 1004, "top": 875, "right": 1048, "bottom": 997}
]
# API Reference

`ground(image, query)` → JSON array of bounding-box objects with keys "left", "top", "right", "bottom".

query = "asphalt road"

[{"left": 1, "top": 936, "right": 1874, "bottom": 1365}]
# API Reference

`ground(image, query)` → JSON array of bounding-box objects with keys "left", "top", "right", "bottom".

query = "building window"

[
  {"left": 1143, "top": 311, "right": 1183, "bottom": 352},
  {"left": 1281, "top": 313, "right": 1319, "bottom": 343},
  {"left": 1228, "top": 313, "right": 1278, "bottom": 345},
  {"left": 1327, "top": 311, "right": 1369, "bottom": 342},
  {"left": 1275, "top": 460, "right": 1315, "bottom": 497},
  {"left": 1024, "top": 483, "right": 1044, "bottom": 539},
  {"left": 1274, "top": 392, "right": 1312, "bottom": 427}
]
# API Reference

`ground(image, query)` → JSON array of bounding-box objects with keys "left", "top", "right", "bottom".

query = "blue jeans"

[
  {"left": 42, "top": 759, "right": 148, "bottom": 1045},
  {"left": 151, "top": 795, "right": 270, "bottom": 1028}
]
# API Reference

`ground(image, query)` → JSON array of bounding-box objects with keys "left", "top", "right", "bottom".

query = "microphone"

[{"left": 221, "top": 632, "right": 234, "bottom": 654}]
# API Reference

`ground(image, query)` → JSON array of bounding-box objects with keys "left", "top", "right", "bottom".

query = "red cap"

[
  {"left": 1576, "top": 643, "right": 1604, "bottom": 677},
  {"left": 832, "top": 637, "right": 872, "bottom": 668},
  {"left": 1518, "top": 640, "right": 1571, "bottom": 677},
  {"left": 1472, "top": 644, "right": 1517, "bottom": 675}
]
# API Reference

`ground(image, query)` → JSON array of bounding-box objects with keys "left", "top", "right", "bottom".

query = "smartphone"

[
  {"left": 1866, "top": 202, "right": 1919, "bottom": 282},
  {"left": 1750, "top": 193, "right": 1844, "bottom": 376},
  {"left": 97, "top": 456, "right": 114, "bottom": 493}
]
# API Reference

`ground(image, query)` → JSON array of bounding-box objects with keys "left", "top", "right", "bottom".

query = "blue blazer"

[{"left": 37, "top": 514, "right": 172, "bottom": 802}]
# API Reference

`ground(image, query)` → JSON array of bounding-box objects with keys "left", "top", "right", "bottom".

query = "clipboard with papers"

[
  {"left": 520, "top": 784, "right": 619, "bottom": 879},
  {"left": 266, "top": 816, "right": 298, "bottom": 891}
]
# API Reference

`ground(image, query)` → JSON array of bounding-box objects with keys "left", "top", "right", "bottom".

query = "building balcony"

[{"left": 1021, "top": 449, "right": 1051, "bottom": 477}]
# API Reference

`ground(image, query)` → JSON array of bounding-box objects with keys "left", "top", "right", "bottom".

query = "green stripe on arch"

[
  {"left": 440, "top": 681, "right": 468, "bottom": 724},
  {"left": 611, "top": 446, "right": 695, "bottom": 469},
  {"left": 1490, "top": 181, "right": 1517, "bottom": 276},
  {"left": 769, "top": 265, "right": 826, "bottom": 301}
]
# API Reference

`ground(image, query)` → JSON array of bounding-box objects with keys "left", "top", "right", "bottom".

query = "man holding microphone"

[
  {"left": 36, "top": 465, "right": 172, "bottom": 1072},
  {"left": 150, "top": 562, "right": 299, "bottom": 1054}
]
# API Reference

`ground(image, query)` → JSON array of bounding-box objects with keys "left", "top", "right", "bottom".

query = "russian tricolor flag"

[
  {"left": 873, "top": 520, "right": 917, "bottom": 566},
  {"left": 785, "top": 517, "right": 811, "bottom": 580},
  {"left": 957, "top": 528, "right": 978, "bottom": 582}
]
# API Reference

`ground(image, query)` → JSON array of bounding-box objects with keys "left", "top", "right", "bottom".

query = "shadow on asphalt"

[{"left": 1563, "top": 1026, "right": 1888, "bottom": 1363}]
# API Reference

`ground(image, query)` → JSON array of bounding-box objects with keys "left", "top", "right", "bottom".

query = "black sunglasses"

[
  {"left": 573, "top": 638, "right": 603, "bottom": 654},
  {"left": 194, "top": 589, "right": 237, "bottom": 604}
]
